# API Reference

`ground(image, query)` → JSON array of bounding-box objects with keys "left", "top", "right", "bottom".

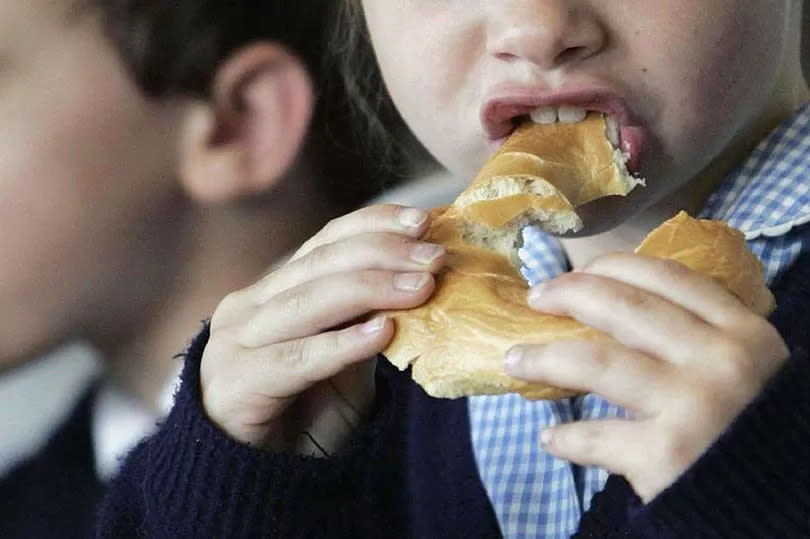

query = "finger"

[
  {"left": 582, "top": 253, "right": 752, "bottom": 328},
  {"left": 239, "top": 270, "right": 435, "bottom": 347},
  {"left": 291, "top": 205, "right": 430, "bottom": 261},
  {"left": 504, "top": 339, "right": 673, "bottom": 416},
  {"left": 248, "top": 316, "right": 392, "bottom": 398},
  {"left": 528, "top": 272, "right": 715, "bottom": 363},
  {"left": 540, "top": 419, "right": 643, "bottom": 478},
  {"left": 250, "top": 232, "right": 445, "bottom": 304}
]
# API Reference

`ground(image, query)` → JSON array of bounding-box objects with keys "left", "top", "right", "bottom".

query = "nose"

[{"left": 487, "top": 1, "right": 607, "bottom": 70}]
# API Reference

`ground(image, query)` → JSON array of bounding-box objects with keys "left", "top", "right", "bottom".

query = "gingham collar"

[{"left": 700, "top": 102, "right": 810, "bottom": 239}]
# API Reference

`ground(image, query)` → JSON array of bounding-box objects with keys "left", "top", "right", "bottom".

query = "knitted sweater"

[
  {"left": 0, "top": 386, "right": 103, "bottom": 539},
  {"left": 96, "top": 250, "right": 810, "bottom": 539}
]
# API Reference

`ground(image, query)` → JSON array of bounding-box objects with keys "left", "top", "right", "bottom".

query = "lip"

[{"left": 480, "top": 87, "right": 645, "bottom": 173}]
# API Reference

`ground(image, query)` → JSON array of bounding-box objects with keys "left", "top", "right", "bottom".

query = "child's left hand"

[{"left": 503, "top": 253, "right": 789, "bottom": 502}]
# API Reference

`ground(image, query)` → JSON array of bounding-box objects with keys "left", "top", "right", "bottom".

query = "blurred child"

[
  {"left": 101, "top": 1, "right": 810, "bottom": 537},
  {"left": 0, "top": 0, "right": 387, "bottom": 536}
]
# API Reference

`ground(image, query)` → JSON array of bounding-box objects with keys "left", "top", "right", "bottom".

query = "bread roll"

[
  {"left": 454, "top": 113, "right": 644, "bottom": 260},
  {"left": 383, "top": 210, "right": 775, "bottom": 400}
]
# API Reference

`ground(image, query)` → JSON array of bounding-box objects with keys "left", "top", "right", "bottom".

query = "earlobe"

[{"left": 178, "top": 43, "right": 315, "bottom": 204}]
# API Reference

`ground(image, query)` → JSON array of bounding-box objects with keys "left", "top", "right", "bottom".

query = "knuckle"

[
  {"left": 374, "top": 232, "right": 408, "bottom": 258},
  {"left": 302, "top": 242, "right": 330, "bottom": 274},
  {"left": 655, "top": 429, "right": 694, "bottom": 471},
  {"left": 363, "top": 204, "right": 396, "bottom": 230},
  {"left": 210, "top": 292, "right": 243, "bottom": 329},
  {"left": 561, "top": 424, "right": 601, "bottom": 455},
  {"left": 280, "top": 289, "right": 312, "bottom": 315},
  {"left": 585, "top": 252, "right": 633, "bottom": 272},
  {"left": 356, "top": 270, "right": 386, "bottom": 291},
  {"left": 547, "top": 271, "right": 587, "bottom": 292},
  {"left": 333, "top": 327, "right": 355, "bottom": 350},
  {"left": 321, "top": 214, "right": 344, "bottom": 237},
  {"left": 710, "top": 336, "right": 757, "bottom": 384},
  {"left": 584, "top": 345, "right": 614, "bottom": 385},
  {"left": 277, "top": 338, "right": 310, "bottom": 369},
  {"left": 616, "top": 286, "right": 653, "bottom": 313}
]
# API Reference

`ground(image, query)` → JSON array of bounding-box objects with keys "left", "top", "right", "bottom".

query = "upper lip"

[{"left": 481, "top": 87, "right": 637, "bottom": 141}]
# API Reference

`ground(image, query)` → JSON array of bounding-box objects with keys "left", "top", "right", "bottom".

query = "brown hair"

[
  {"left": 77, "top": 0, "right": 391, "bottom": 207},
  {"left": 331, "top": 2, "right": 436, "bottom": 176}
]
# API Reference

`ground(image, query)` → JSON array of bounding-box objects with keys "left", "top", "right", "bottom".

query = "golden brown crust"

[
  {"left": 635, "top": 211, "right": 775, "bottom": 316},
  {"left": 383, "top": 209, "right": 775, "bottom": 400}
]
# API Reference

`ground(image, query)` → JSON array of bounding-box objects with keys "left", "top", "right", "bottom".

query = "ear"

[{"left": 178, "top": 43, "right": 315, "bottom": 204}]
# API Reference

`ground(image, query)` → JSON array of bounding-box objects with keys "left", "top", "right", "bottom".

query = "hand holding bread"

[
  {"left": 199, "top": 205, "right": 445, "bottom": 455},
  {"left": 506, "top": 249, "right": 788, "bottom": 501},
  {"left": 381, "top": 112, "right": 785, "bottom": 502}
]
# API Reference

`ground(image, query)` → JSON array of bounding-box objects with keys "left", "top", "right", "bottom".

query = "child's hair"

[
  {"left": 83, "top": 1, "right": 324, "bottom": 101},
  {"left": 79, "top": 0, "right": 390, "bottom": 207},
  {"left": 331, "top": 1, "right": 437, "bottom": 177}
]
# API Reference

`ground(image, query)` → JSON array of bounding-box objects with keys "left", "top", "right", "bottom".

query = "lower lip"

[{"left": 619, "top": 126, "right": 644, "bottom": 175}]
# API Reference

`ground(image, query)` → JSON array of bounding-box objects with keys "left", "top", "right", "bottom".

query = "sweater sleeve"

[
  {"left": 96, "top": 322, "right": 409, "bottom": 539},
  {"left": 575, "top": 346, "right": 810, "bottom": 539}
]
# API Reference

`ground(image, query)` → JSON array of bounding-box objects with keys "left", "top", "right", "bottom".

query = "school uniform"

[{"left": 100, "top": 104, "right": 810, "bottom": 538}]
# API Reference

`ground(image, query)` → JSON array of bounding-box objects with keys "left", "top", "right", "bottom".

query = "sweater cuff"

[
  {"left": 140, "top": 322, "right": 396, "bottom": 536},
  {"left": 624, "top": 348, "right": 810, "bottom": 537}
]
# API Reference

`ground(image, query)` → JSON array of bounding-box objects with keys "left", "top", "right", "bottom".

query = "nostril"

[
  {"left": 556, "top": 45, "right": 593, "bottom": 66},
  {"left": 494, "top": 51, "right": 519, "bottom": 62}
]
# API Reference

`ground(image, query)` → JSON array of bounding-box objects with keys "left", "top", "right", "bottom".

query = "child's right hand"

[{"left": 199, "top": 205, "right": 445, "bottom": 455}]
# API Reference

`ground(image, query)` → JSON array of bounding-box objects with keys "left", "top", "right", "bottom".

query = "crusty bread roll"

[
  {"left": 455, "top": 113, "right": 644, "bottom": 260},
  {"left": 383, "top": 210, "right": 775, "bottom": 400}
]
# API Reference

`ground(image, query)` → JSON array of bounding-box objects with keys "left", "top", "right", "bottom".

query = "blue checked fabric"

[{"left": 469, "top": 103, "right": 810, "bottom": 538}]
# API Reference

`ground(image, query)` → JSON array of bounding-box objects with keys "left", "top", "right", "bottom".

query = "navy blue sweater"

[
  {"left": 3, "top": 253, "right": 808, "bottom": 538},
  {"left": 0, "top": 386, "right": 103, "bottom": 539},
  {"left": 95, "top": 250, "right": 810, "bottom": 538}
]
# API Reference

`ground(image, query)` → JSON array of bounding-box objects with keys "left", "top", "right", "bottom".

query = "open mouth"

[
  {"left": 482, "top": 94, "right": 646, "bottom": 176},
  {"left": 512, "top": 105, "right": 643, "bottom": 175}
]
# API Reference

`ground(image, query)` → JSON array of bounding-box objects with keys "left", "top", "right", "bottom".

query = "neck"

[{"left": 99, "top": 167, "right": 340, "bottom": 412}]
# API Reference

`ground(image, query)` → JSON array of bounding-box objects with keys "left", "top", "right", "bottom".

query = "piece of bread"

[
  {"left": 383, "top": 210, "right": 775, "bottom": 400},
  {"left": 636, "top": 211, "right": 776, "bottom": 316},
  {"left": 454, "top": 113, "right": 644, "bottom": 260}
]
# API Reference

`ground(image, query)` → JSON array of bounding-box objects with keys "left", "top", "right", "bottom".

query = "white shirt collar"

[
  {"left": 0, "top": 344, "right": 101, "bottom": 477},
  {"left": 91, "top": 364, "right": 180, "bottom": 481}
]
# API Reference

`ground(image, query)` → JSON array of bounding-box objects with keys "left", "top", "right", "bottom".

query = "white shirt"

[
  {"left": 0, "top": 343, "right": 101, "bottom": 477},
  {"left": 0, "top": 342, "right": 178, "bottom": 482}
]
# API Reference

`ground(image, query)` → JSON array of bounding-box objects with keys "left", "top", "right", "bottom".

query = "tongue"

[{"left": 619, "top": 126, "right": 643, "bottom": 174}]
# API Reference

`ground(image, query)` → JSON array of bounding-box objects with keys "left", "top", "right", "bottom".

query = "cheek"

[
  {"left": 365, "top": 2, "right": 485, "bottom": 176},
  {"left": 0, "top": 57, "right": 178, "bottom": 365},
  {"left": 633, "top": 2, "right": 786, "bottom": 168}
]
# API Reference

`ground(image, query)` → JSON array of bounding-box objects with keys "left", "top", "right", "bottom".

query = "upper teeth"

[{"left": 529, "top": 105, "right": 588, "bottom": 125}]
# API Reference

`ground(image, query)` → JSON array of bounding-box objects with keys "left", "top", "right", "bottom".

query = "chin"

[{"left": 0, "top": 328, "right": 65, "bottom": 374}]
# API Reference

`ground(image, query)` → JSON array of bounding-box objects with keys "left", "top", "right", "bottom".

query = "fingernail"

[
  {"left": 504, "top": 347, "right": 524, "bottom": 370},
  {"left": 528, "top": 283, "right": 546, "bottom": 306},
  {"left": 540, "top": 428, "right": 553, "bottom": 448},
  {"left": 410, "top": 243, "right": 445, "bottom": 265},
  {"left": 361, "top": 315, "right": 388, "bottom": 334},
  {"left": 395, "top": 272, "right": 429, "bottom": 291},
  {"left": 398, "top": 208, "right": 428, "bottom": 229}
]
